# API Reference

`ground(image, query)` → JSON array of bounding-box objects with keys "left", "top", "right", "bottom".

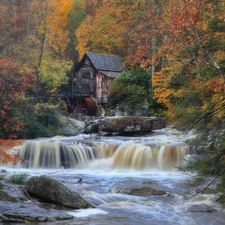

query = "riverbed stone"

[
  {"left": 188, "top": 204, "right": 217, "bottom": 212},
  {"left": 83, "top": 116, "right": 166, "bottom": 135},
  {"left": 24, "top": 175, "right": 94, "bottom": 209},
  {"left": 0, "top": 190, "right": 18, "bottom": 202},
  {"left": 0, "top": 183, "right": 29, "bottom": 202},
  {"left": 112, "top": 186, "right": 167, "bottom": 196}
]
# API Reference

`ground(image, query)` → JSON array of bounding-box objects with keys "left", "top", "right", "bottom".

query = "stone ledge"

[{"left": 83, "top": 116, "right": 166, "bottom": 135}]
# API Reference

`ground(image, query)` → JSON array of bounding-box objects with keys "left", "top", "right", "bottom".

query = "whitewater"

[{"left": 1, "top": 128, "right": 225, "bottom": 225}]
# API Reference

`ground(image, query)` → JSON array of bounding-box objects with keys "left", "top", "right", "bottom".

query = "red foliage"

[{"left": 0, "top": 57, "right": 35, "bottom": 165}]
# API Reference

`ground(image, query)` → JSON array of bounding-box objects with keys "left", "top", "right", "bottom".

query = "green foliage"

[
  {"left": 26, "top": 103, "right": 63, "bottom": 138},
  {"left": 108, "top": 82, "right": 127, "bottom": 106},
  {"left": 0, "top": 90, "right": 67, "bottom": 139},
  {"left": 147, "top": 97, "right": 165, "bottom": 117},
  {"left": 178, "top": 95, "right": 225, "bottom": 195},
  {"left": 126, "top": 84, "right": 146, "bottom": 109},
  {"left": 208, "top": 17, "right": 225, "bottom": 33},
  {"left": 6, "top": 98, "right": 65, "bottom": 139},
  {"left": 179, "top": 134, "right": 225, "bottom": 193},
  {"left": 108, "top": 68, "right": 165, "bottom": 115},
  {"left": 198, "top": 67, "right": 217, "bottom": 80},
  {"left": 7, "top": 173, "right": 28, "bottom": 185}
]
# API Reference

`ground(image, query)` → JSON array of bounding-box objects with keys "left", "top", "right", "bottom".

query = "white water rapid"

[{"left": 1, "top": 128, "right": 225, "bottom": 225}]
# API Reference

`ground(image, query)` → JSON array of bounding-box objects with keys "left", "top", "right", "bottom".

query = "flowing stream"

[{"left": 1, "top": 129, "right": 225, "bottom": 225}]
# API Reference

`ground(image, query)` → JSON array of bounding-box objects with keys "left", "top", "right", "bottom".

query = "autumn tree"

[
  {"left": 75, "top": 0, "right": 145, "bottom": 59},
  {"left": 34, "top": 0, "right": 73, "bottom": 95},
  {"left": 155, "top": 0, "right": 225, "bottom": 121},
  {"left": 157, "top": 0, "right": 225, "bottom": 196},
  {"left": 0, "top": 56, "right": 35, "bottom": 164},
  {"left": 68, "top": 0, "right": 88, "bottom": 63},
  {"left": 0, "top": 0, "right": 73, "bottom": 165},
  {"left": 0, "top": 0, "right": 74, "bottom": 96}
]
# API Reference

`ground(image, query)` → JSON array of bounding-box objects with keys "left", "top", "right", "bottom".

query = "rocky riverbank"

[
  {"left": 0, "top": 169, "right": 219, "bottom": 223},
  {"left": 0, "top": 172, "right": 93, "bottom": 223}
]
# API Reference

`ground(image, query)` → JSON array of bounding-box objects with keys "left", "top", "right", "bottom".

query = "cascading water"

[{"left": 17, "top": 138, "right": 188, "bottom": 170}]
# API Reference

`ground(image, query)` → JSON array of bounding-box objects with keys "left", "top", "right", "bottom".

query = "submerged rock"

[
  {"left": 24, "top": 175, "right": 94, "bottom": 209},
  {"left": 112, "top": 186, "right": 167, "bottom": 196},
  {"left": 83, "top": 116, "right": 166, "bottom": 135},
  {"left": 188, "top": 204, "right": 217, "bottom": 212}
]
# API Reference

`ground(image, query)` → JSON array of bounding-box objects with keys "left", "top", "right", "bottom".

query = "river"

[{"left": 1, "top": 128, "right": 225, "bottom": 225}]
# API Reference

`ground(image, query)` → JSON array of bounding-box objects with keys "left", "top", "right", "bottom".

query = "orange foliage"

[
  {"left": 153, "top": 71, "right": 175, "bottom": 117},
  {"left": 46, "top": 0, "right": 73, "bottom": 54},
  {"left": 0, "top": 140, "right": 24, "bottom": 165},
  {"left": 75, "top": 16, "right": 93, "bottom": 59}
]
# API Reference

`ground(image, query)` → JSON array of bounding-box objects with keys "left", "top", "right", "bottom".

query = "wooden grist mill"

[{"left": 64, "top": 52, "right": 127, "bottom": 117}]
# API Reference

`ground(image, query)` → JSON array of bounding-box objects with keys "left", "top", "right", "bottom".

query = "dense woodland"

[{"left": 1, "top": 0, "right": 225, "bottom": 197}]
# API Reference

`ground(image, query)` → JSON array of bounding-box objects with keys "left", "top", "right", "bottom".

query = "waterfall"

[
  {"left": 112, "top": 143, "right": 187, "bottom": 170},
  {"left": 19, "top": 140, "right": 96, "bottom": 169},
  {"left": 17, "top": 139, "right": 188, "bottom": 170}
]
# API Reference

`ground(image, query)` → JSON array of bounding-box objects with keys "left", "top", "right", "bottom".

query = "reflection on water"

[{"left": 2, "top": 129, "right": 225, "bottom": 225}]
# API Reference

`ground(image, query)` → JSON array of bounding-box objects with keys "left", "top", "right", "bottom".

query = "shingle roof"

[{"left": 86, "top": 52, "right": 126, "bottom": 72}]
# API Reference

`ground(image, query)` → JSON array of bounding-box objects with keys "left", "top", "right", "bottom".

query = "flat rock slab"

[
  {"left": 0, "top": 201, "right": 73, "bottom": 223},
  {"left": 83, "top": 116, "right": 166, "bottom": 135}
]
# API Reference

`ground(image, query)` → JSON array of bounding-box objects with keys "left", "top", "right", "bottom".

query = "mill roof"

[{"left": 86, "top": 52, "right": 126, "bottom": 72}]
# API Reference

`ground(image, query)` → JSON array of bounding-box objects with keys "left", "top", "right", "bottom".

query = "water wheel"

[{"left": 74, "top": 97, "right": 96, "bottom": 116}]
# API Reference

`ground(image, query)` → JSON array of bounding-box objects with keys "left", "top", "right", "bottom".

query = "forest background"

[{"left": 1, "top": 0, "right": 225, "bottom": 198}]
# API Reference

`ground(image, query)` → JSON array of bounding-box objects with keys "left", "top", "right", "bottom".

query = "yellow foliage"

[
  {"left": 75, "top": 16, "right": 93, "bottom": 60},
  {"left": 214, "top": 50, "right": 225, "bottom": 63},
  {"left": 153, "top": 71, "right": 176, "bottom": 118},
  {"left": 174, "top": 89, "right": 186, "bottom": 98},
  {"left": 75, "top": 0, "right": 140, "bottom": 58},
  {"left": 45, "top": 0, "right": 73, "bottom": 54},
  {"left": 38, "top": 57, "right": 72, "bottom": 94}
]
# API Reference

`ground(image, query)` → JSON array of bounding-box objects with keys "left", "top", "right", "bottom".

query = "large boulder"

[
  {"left": 24, "top": 175, "right": 94, "bottom": 209},
  {"left": 83, "top": 116, "right": 166, "bottom": 135}
]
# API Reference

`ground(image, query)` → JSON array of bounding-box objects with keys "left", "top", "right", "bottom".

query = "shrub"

[
  {"left": 7, "top": 173, "right": 28, "bottom": 185},
  {"left": 11, "top": 100, "right": 63, "bottom": 138},
  {"left": 108, "top": 68, "right": 165, "bottom": 116},
  {"left": 108, "top": 68, "right": 150, "bottom": 110}
]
